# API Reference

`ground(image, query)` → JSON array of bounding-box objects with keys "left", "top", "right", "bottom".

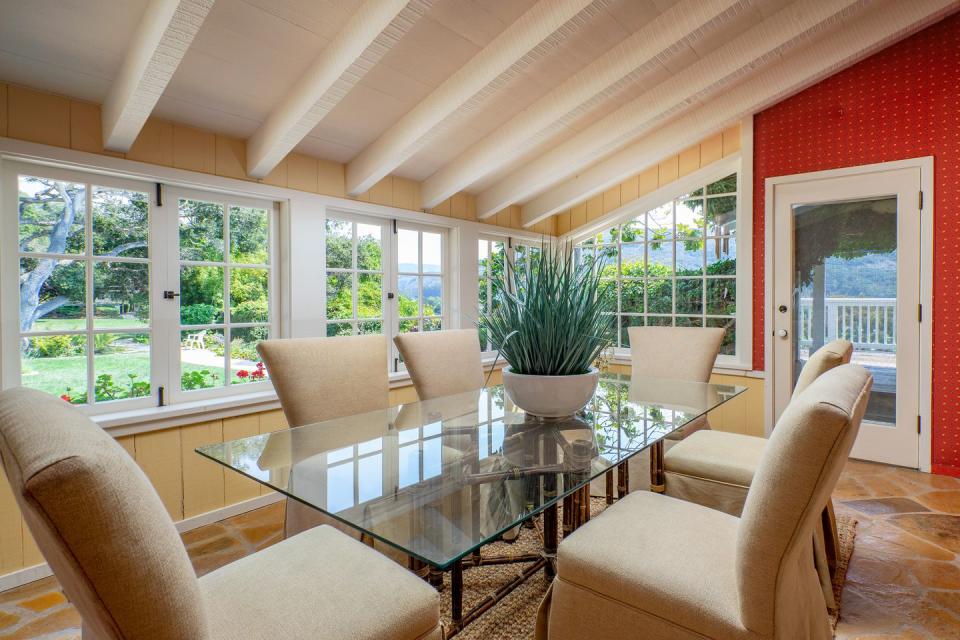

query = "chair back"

[
  {"left": 792, "top": 339, "right": 853, "bottom": 400},
  {"left": 627, "top": 326, "right": 724, "bottom": 382},
  {"left": 0, "top": 388, "right": 207, "bottom": 640},
  {"left": 394, "top": 329, "right": 484, "bottom": 400},
  {"left": 736, "top": 365, "right": 871, "bottom": 635},
  {"left": 258, "top": 335, "right": 389, "bottom": 427}
]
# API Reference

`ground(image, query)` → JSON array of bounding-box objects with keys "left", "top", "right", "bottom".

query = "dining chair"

[
  {"left": 257, "top": 336, "right": 389, "bottom": 541},
  {"left": 662, "top": 339, "right": 853, "bottom": 607},
  {"left": 394, "top": 329, "right": 484, "bottom": 400},
  {"left": 0, "top": 387, "right": 442, "bottom": 640},
  {"left": 536, "top": 364, "right": 872, "bottom": 640}
]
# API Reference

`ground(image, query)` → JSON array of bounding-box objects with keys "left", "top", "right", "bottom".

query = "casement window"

[
  {"left": 323, "top": 211, "right": 448, "bottom": 372},
  {"left": 3, "top": 162, "right": 278, "bottom": 412},
  {"left": 573, "top": 171, "right": 746, "bottom": 366},
  {"left": 477, "top": 236, "right": 506, "bottom": 352}
]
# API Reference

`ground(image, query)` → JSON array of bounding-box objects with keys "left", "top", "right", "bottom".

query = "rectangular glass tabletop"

[{"left": 197, "top": 373, "right": 746, "bottom": 570}]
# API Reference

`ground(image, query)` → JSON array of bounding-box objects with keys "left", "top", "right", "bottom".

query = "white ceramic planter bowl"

[{"left": 501, "top": 366, "right": 600, "bottom": 418}]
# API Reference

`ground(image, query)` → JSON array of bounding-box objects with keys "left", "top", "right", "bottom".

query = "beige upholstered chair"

[
  {"left": 394, "top": 329, "right": 485, "bottom": 400},
  {"left": 257, "top": 336, "right": 389, "bottom": 539},
  {"left": 627, "top": 325, "right": 726, "bottom": 384},
  {"left": 536, "top": 364, "right": 872, "bottom": 640},
  {"left": 0, "top": 387, "right": 442, "bottom": 640}
]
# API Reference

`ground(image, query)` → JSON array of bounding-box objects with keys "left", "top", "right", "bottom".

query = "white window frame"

[
  {"left": 567, "top": 156, "right": 752, "bottom": 370},
  {"left": 476, "top": 234, "right": 507, "bottom": 355}
]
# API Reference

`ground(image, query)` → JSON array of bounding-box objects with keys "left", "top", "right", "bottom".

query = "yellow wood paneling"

[
  {"left": 509, "top": 206, "right": 522, "bottom": 229},
  {"left": 389, "top": 385, "right": 419, "bottom": 406},
  {"left": 638, "top": 166, "right": 658, "bottom": 196},
  {"left": 722, "top": 125, "right": 741, "bottom": 156},
  {"left": 259, "top": 410, "right": 288, "bottom": 433},
  {"left": 432, "top": 197, "right": 451, "bottom": 217},
  {"left": 20, "top": 525, "right": 43, "bottom": 567},
  {"left": 261, "top": 157, "right": 288, "bottom": 188},
  {"left": 134, "top": 428, "right": 183, "bottom": 520},
  {"left": 603, "top": 186, "right": 621, "bottom": 214},
  {"left": 369, "top": 176, "right": 393, "bottom": 206},
  {"left": 287, "top": 153, "right": 319, "bottom": 193},
  {"left": 465, "top": 193, "right": 477, "bottom": 221},
  {"left": 127, "top": 118, "right": 174, "bottom": 167},
  {"left": 620, "top": 175, "right": 639, "bottom": 204},
  {"left": 0, "top": 469, "right": 22, "bottom": 574},
  {"left": 392, "top": 177, "right": 417, "bottom": 210},
  {"left": 173, "top": 124, "right": 216, "bottom": 174},
  {"left": 222, "top": 415, "right": 261, "bottom": 504},
  {"left": 570, "top": 202, "right": 587, "bottom": 228},
  {"left": 556, "top": 211, "right": 571, "bottom": 235},
  {"left": 700, "top": 133, "right": 723, "bottom": 166},
  {"left": 0, "top": 83, "right": 7, "bottom": 137},
  {"left": 318, "top": 159, "right": 346, "bottom": 197},
  {"left": 658, "top": 156, "right": 679, "bottom": 185},
  {"left": 181, "top": 421, "right": 225, "bottom": 518},
  {"left": 586, "top": 195, "right": 603, "bottom": 222},
  {"left": 214, "top": 135, "right": 247, "bottom": 181},
  {"left": 678, "top": 145, "right": 701, "bottom": 177},
  {"left": 8, "top": 85, "right": 70, "bottom": 148},
  {"left": 116, "top": 435, "right": 136, "bottom": 458},
  {"left": 451, "top": 192, "right": 468, "bottom": 219},
  {"left": 69, "top": 101, "right": 119, "bottom": 157}
]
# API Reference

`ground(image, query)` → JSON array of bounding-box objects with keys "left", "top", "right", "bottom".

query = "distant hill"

[{"left": 800, "top": 252, "right": 897, "bottom": 298}]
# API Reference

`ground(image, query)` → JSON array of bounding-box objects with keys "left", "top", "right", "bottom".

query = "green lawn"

[
  {"left": 21, "top": 352, "right": 225, "bottom": 401},
  {"left": 33, "top": 318, "right": 148, "bottom": 331}
]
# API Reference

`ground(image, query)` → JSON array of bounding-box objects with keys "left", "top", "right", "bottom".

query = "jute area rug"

[{"left": 439, "top": 497, "right": 858, "bottom": 639}]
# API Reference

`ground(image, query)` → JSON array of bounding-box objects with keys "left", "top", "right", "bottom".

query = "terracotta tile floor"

[{"left": 2, "top": 462, "right": 959, "bottom": 639}]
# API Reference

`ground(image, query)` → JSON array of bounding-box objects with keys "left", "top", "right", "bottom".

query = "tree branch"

[{"left": 104, "top": 241, "right": 147, "bottom": 257}]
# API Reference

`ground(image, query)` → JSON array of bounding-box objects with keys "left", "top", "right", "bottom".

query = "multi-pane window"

[
  {"left": 396, "top": 226, "right": 444, "bottom": 335},
  {"left": 17, "top": 173, "right": 153, "bottom": 406},
  {"left": 576, "top": 173, "right": 738, "bottom": 357},
  {"left": 178, "top": 196, "right": 272, "bottom": 392},
  {"left": 325, "top": 217, "right": 384, "bottom": 337},
  {"left": 477, "top": 237, "right": 505, "bottom": 351}
]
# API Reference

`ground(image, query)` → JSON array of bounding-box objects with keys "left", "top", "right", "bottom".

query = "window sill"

[{"left": 609, "top": 353, "right": 762, "bottom": 378}]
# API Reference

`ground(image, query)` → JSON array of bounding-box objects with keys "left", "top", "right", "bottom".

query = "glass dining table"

[{"left": 197, "top": 372, "right": 746, "bottom": 635}]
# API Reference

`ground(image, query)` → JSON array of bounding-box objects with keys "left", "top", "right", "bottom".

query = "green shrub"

[
  {"left": 181, "top": 303, "right": 218, "bottom": 325},
  {"left": 231, "top": 300, "right": 268, "bottom": 323},
  {"left": 29, "top": 335, "right": 84, "bottom": 357},
  {"left": 182, "top": 369, "right": 218, "bottom": 390},
  {"left": 229, "top": 338, "right": 259, "bottom": 361}
]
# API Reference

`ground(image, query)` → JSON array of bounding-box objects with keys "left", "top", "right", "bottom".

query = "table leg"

[
  {"left": 562, "top": 494, "right": 573, "bottom": 538},
  {"left": 543, "top": 502, "right": 558, "bottom": 579},
  {"left": 605, "top": 470, "right": 614, "bottom": 504},
  {"left": 650, "top": 440, "right": 665, "bottom": 493},
  {"left": 451, "top": 560, "right": 464, "bottom": 629},
  {"left": 582, "top": 485, "right": 591, "bottom": 524},
  {"left": 617, "top": 462, "right": 628, "bottom": 498}
]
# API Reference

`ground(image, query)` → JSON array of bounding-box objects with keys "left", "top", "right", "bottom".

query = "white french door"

[{"left": 770, "top": 161, "right": 929, "bottom": 468}]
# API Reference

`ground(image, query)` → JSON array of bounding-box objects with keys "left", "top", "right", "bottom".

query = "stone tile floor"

[{"left": 1, "top": 461, "right": 959, "bottom": 639}]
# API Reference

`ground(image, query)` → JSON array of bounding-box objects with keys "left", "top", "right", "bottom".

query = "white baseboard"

[{"left": 0, "top": 493, "right": 287, "bottom": 592}]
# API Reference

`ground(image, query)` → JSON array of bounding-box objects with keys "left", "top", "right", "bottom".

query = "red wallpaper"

[{"left": 752, "top": 12, "right": 960, "bottom": 474}]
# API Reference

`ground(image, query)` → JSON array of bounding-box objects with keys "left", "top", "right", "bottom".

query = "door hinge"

[
  {"left": 918, "top": 303, "right": 923, "bottom": 322},
  {"left": 392, "top": 219, "right": 397, "bottom": 234},
  {"left": 156, "top": 183, "right": 163, "bottom": 207},
  {"left": 917, "top": 415, "right": 922, "bottom": 435},
  {"left": 919, "top": 190, "right": 924, "bottom": 210}
]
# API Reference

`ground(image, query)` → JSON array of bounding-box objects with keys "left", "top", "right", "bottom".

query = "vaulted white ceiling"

[{"left": 0, "top": 0, "right": 955, "bottom": 226}]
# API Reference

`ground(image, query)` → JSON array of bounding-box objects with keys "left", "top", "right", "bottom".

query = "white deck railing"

[{"left": 798, "top": 297, "right": 896, "bottom": 352}]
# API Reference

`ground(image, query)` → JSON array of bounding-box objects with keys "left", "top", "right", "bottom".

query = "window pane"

[
  {"left": 325, "top": 219, "right": 352, "bottom": 269},
  {"left": 620, "top": 279, "right": 644, "bottom": 313},
  {"left": 93, "top": 262, "right": 149, "bottom": 328},
  {"left": 676, "top": 316, "right": 703, "bottom": 327},
  {"left": 180, "top": 266, "right": 224, "bottom": 324},
  {"left": 599, "top": 280, "right": 617, "bottom": 310},
  {"left": 20, "top": 258, "right": 86, "bottom": 332},
  {"left": 358, "top": 321, "right": 382, "bottom": 335},
  {"left": 231, "top": 268, "right": 269, "bottom": 323},
  {"left": 621, "top": 219, "right": 644, "bottom": 242},
  {"left": 327, "top": 322, "right": 353, "bottom": 337},
  {"left": 707, "top": 196, "right": 737, "bottom": 236},
  {"left": 230, "top": 326, "right": 269, "bottom": 385},
  {"left": 423, "top": 276, "right": 442, "bottom": 317},
  {"left": 619, "top": 315, "right": 643, "bottom": 348},
  {"left": 675, "top": 199, "right": 703, "bottom": 237},
  {"left": 230, "top": 206, "right": 269, "bottom": 264},
  {"left": 21, "top": 335, "right": 87, "bottom": 403},
  {"left": 358, "top": 454, "right": 383, "bottom": 503},
  {"left": 326, "top": 273, "right": 352, "bottom": 320},
  {"left": 181, "top": 328, "right": 224, "bottom": 390},
  {"left": 93, "top": 333, "right": 151, "bottom": 402},
  {"left": 707, "top": 278, "right": 736, "bottom": 315},
  {"left": 400, "top": 319, "right": 419, "bottom": 333},
  {"left": 646, "top": 204, "right": 673, "bottom": 241},
  {"left": 179, "top": 199, "right": 224, "bottom": 261},
  {"left": 707, "top": 317, "right": 736, "bottom": 355},
  {"left": 619, "top": 243, "right": 643, "bottom": 276},
  {"left": 358, "top": 274, "right": 382, "bottom": 318},
  {"left": 707, "top": 173, "right": 737, "bottom": 195},
  {"left": 397, "top": 228, "right": 418, "bottom": 272},
  {"left": 18, "top": 176, "right": 85, "bottom": 255},
  {"left": 422, "top": 232, "right": 442, "bottom": 273},
  {"left": 647, "top": 241, "right": 673, "bottom": 276},
  {"left": 675, "top": 278, "right": 703, "bottom": 314},
  {"left": 675, "top": 239, "right": 703, "bottom": 275},
  {"left": 646, "top": 315, "right": 672, "bottom": 326},
  {"left": 647, "top": 278, "right": 672, "bottom": 314},
  {"left": 93, "top": 187, "right": 149, "bottom": 258},
  {"left": 357, "top": 224, "right": 382, "bottom": 271},
  {"left": 424, "top": 318, "right": 442, "bottom": 331},
  {"left": 398, "top": 276, "right": 419, "bottom": 317},
  {"left": 706, "top": 237, "right": 737, "bottom": 274}
]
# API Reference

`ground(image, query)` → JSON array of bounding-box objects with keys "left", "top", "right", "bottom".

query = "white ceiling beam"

[
  {"left": 476, "top": 0, "right": 870, "bottom": 220},
  {"left": 521, "top": 0, "right": 957, "bottom": 226},
  {"left": 421, "top": 0, "right": 748, "bottom": 211},
  {"left": 246, "top": 0, "right": 431, "bottom": 179},
  {"left": 102, "top": 0, "right": 215, "bottom": 152},
  {"left": 345, "top": 0, "right": 603, "bottom": 196}
]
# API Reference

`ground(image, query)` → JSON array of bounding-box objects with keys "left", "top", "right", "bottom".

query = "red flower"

[
  {"left": 251, "top": 368, "right": 266, "bottom": 380},
  {"left": 236, "top": 369, "right": 250, "bottom": 379},
  {"left": 60, "top": 394, "right": 72, "bottom": 402}
]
